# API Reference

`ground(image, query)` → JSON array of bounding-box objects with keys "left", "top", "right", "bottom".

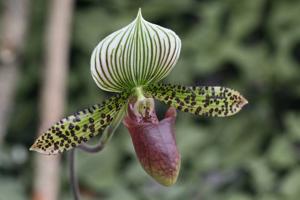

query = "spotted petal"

[
  {"left": 30, "top": 92, "right": 129, "bottom": 154},
  {"left": 91, "top": 9, "right": 181, "bottom": 93},
  {"left": 144, "top": 83, "right": 248, "bottom": 117}
]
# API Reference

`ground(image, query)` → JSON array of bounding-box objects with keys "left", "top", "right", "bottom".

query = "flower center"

[{"left": 129, "top": 86, "right": 157, "bottom": 123}]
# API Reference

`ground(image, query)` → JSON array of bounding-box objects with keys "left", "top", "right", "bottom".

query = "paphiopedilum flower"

[{"left": 31, "top": 9, "right": 247, "bottom": 186}]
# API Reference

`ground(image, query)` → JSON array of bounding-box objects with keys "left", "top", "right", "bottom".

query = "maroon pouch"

[{"left": 124, "top": 103, "right": 180, "bottom": 186}]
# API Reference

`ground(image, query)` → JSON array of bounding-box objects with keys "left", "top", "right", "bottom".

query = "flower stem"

[
  {"left": 69, "top": 141, "right": 105, "bottom": 200},
  {"left": 69, "top": 149, "right": 80, "bottom": 200},
  {"left": 69, "top": 104, "right": 125, "bottom": 199},
  {"left": 78, "top": 141, "right": 104, "bottom": 153}
]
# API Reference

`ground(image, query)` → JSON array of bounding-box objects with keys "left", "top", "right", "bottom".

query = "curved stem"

[
  {"left": 69, "top": 106, "right": 125, "bottom": 199},
  {"left": 78, "top": 140, "right": 104, "bottom": 153},
  {"left": 69, "top": 142, "right": 105, "bottom": 200},
  {"left": 69, "top": 149, "right": 80, "bottom": 200}
]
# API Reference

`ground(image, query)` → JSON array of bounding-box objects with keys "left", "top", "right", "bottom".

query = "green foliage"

[{"left": 2, "top": 0, "right": 300, "bottom": 199}]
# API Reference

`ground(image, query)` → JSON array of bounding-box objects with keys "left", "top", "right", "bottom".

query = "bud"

[{"left": 124, "top": 98, "right": 180, "bottom": 186}]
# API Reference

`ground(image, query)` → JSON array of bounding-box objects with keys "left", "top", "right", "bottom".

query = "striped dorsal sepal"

[
  {"left": 30, "top": 92, "right": 129, "bottom": 155},
  {"left": 144, "top": 83, "right": 248, "bottom": 117},
  {"left": 90, "top": 9, "right": 181, "bottom": 92}
]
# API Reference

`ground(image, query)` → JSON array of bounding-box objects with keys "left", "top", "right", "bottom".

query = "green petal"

[
  {"left": 30, "top": 92, "right": 129, "bottom": 155},
  {"left": 91, "top": 9, "right": 181, "bottom": 92},
  {"left": 144, "top": 83, "right": 248, "bottom": 117}
]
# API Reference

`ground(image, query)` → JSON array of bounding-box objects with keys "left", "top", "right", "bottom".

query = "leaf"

[
  {"left": 30, "top": 92, "right": 129, "bottom": 155},
  {"left": 144, "top": 83, "right": 248, "bottom": 117},
  {"left": 90, "top": 9, "right": 181, "bottom": 92},
  {"left": 280, "top": 168, "right": 300, "bottom": 199}
]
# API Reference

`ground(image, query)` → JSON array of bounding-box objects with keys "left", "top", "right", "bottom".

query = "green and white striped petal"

[
  {"left": 30, "top": 92, "right": 129, "bottom": 155},
  {"left": 91, "top": 9, "right": 181, "bottom": 93},
  {"left": 144, "top": 83, "right": 248, "bottom": 117}
]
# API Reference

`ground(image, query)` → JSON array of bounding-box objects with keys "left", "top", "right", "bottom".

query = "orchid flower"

[{"left": 31, "top": 9, "right": 248, "bottom": 186}]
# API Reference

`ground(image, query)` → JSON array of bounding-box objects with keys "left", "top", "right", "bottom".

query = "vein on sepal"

[{"left": 90, "top": 9, "right": 181, "bottom": 93}]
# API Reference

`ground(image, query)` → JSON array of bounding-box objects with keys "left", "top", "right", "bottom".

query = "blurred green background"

[{"left": 1, "top": 0, "right": 300, "bottom": 199}]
